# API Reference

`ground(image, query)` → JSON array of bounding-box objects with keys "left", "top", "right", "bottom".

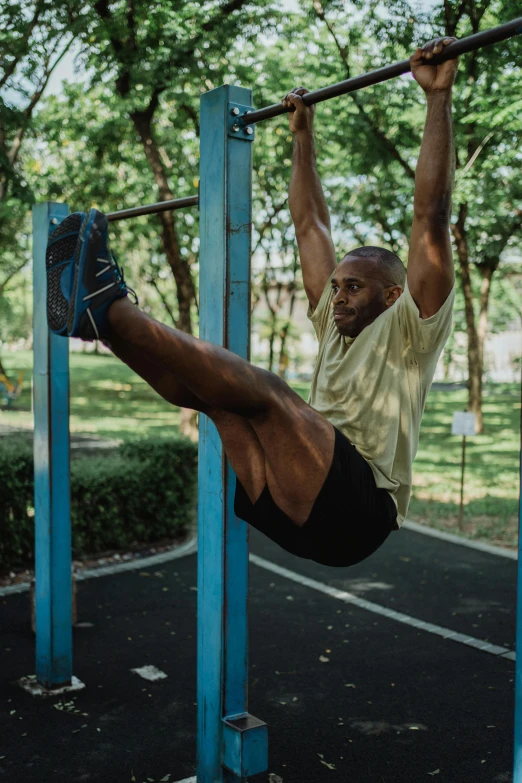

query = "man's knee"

[
  {"left": 254, "top": 371, "right": 308, "bottom": 419},
  {"left": 259, "top": 367, "right": 290, "bottom": 394}
]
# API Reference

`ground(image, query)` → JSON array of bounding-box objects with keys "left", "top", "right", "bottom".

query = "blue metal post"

[
  {"left": 198, "top": 86, "right": 268, "bottom": 781},
  {"left": 32, "top": 202, "right": 73, "bottom": 689},
  {"left": 514, "top": 383, "right": 522, "bottom": 779}
]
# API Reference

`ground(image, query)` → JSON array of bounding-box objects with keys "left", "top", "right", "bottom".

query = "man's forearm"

[
  {"left": 289, "top": 131, "right": 331, "bottom": 233},
  {"left": 414, "top": 91, "right": 455, "bottom": 221}
]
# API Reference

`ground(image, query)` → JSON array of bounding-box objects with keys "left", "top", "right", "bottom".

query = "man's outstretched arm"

[
  {"left": 284, "top": 88, "right": 336, "bottom": 310},
  {"left": 408, "top": 37, "right": 458, "bottom": 318}
]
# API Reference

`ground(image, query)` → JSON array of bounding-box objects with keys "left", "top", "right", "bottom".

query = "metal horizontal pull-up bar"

[
  {"left": 103, "top": 18, "right": 522, "bottom": 224},
  {"left": 243, "top": 16, "right": 522, "bottom": 126},
  {"left": 106, "top": 194, "right": 199, "bottom": 223}
]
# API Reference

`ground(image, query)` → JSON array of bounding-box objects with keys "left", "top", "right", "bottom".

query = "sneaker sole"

[
  {"left": 67, "top": 209, "right": 107, "bottom": 338},
  {"left": 46, "top": 215, "right": 85, "bottom": 334}
]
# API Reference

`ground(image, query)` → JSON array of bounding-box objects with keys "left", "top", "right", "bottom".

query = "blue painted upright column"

[
  {"left": 514, "top": 406, "right": 522, "bottom": 780},
  {"left": 198, "top": 86, "right": 268, "bottom": 781},
  {"left": 32, "top": 202, "right": 73, "bottom": 689}
]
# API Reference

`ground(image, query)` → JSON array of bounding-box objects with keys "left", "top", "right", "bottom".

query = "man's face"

[{"left": 331, "top": 256, "right": 402, "bottom": 338}]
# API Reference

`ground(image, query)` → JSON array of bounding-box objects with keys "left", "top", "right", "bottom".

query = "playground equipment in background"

[
  {"left": 0, "top": 371, "right": 24, "bottom": 408},
  {"left": 30, "top": 16, "right": 522, "bottom": 783}
]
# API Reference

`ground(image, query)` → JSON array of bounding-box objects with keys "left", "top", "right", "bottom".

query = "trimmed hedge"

[
  {"left": 0, "top": 435, "right": 198, "bottom": 571},
  {"left": 0, "top": 438, "right": 34, "bottom": 569}
]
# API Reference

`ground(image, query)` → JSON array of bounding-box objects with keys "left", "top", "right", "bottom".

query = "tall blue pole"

[
  {"left": 514, "top": 377, "right": 522, "bottom": 779},
  {"left": 32, "top": 202, "right": 73, "bottom": 689},
  {"left": 197, "top": 86, "right": 268, "bottom": 781}
]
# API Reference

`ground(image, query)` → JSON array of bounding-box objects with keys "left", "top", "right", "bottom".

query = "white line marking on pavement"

[
  {"left": 249, "top": 553, "right": 515, "bottom": 661},
  {"left": 402, "top": 519, "right": 517, "bottom": 560},
  {"left": 2, "top": 525, "right": 516, "bottom": 662},
  {"left": 2, "top": 520, "right": 515, "bottom": 600}
]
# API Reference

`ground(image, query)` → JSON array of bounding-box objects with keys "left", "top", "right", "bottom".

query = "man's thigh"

[
  {"left": 209, "top": 382, "right": 336, "bottom": 527},
  {"left": 210, "top": 410, "right": 267, "bottom": 505},
  {"left": 249, "top": 391, "right": 336, "bottom": 526}
]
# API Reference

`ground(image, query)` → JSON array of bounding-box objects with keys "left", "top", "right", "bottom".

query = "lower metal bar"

[
  {"left": 242, "top": 16, "right": 522, "bottom": 125},
  {"left": 106, "top": 194, "right": 198, "bottom": 223}
]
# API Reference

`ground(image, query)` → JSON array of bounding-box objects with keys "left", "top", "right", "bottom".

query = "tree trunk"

[
  {"left": 261, "top": 265, "right": 281, "bottom": 375},
  {"left": 179, "top": 406, "right": 199, "bottom": 442},
  {"left": 268, "top": 313, "right": 276, "bottom": 373},
  {"left": 278, "top": 321, "right": 290, "bottom": 378},
  {"left": 130, "top": 110, "right": 198, "bottom": 440},
  {"left": 442, "top": 335, "right": 453, "bottom": 382},
  {"left": 130, "top": 110, "right": 196, "bottom": 335},
  {"left": 278, "top": 284, "right": 297, "bottom": 378},
  {"left": 476, "top": 264, "right": 494, "bottom": 395},
  {"left": 451, "top": 205, "right": 483, "bottom": 432}
]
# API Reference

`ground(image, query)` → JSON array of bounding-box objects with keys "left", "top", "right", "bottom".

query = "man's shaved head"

[
  {"left": 344, "top": 246, "right": 406, "bottom": 289},
  {"left": 331, "top": 247, "right": 406, "bottom": 338}
]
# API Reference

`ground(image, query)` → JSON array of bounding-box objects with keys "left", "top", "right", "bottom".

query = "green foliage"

[
  {"left": 26, "top": 1, "right": 281, "bottom": 328},
  {"left": 71, "top": 435, "right": 197, "bottom": 555},
  {"left": 32, "top": 82, "right": 185, "bottom": 324},
  {"left": 0, "top": 0, "right": 83, "bottom": 357},
  {"left": 252, "top": 0, "right": 522, "bottom": 384},
  {"left": 0, "top": 0, "right": 77, "bottom": 205},
  {"left": 2, "top": 0, "right": 522, "bottom": 388},
  {"left": 0, "top": 437, "right": 34, "bottom": 568},
  {"left": 0, "top": 435, "right": 197, "bottom": 571}
]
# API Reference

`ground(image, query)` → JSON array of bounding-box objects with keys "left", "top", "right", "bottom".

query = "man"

[{"left": 46, "top": 37, "right": 457, "bottom": 568}]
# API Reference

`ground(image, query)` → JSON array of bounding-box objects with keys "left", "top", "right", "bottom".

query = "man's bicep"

[
  {"left": 407, "top": 216, "right": 455, "bottom": 319},
  {"left": 296, "top": 224, "right": 337, "bottom": 310}
]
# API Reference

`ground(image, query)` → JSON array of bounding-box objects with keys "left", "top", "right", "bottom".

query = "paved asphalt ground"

[{"left": 0, "top": 525, "right": 517, "bottom": 783}]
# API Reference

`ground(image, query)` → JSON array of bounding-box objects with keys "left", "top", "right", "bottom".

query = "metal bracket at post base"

[
  {"left": 228, "top": 103, "right": 255, "bottom": 141},
  {"left": 222, "top": 713, "right": 268, "bottom": 778}
]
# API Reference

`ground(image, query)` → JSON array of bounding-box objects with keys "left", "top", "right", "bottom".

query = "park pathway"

[{"left": 0, "top": 524, "right": 516, "bottom": 783}]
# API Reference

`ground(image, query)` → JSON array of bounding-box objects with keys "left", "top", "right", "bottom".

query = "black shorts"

[{"left": 234, "top": 425, "right": 398, "bottom": 568}]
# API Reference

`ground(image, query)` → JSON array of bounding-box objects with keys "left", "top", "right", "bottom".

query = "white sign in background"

[{"left": 452, "top": 411, "right": 477, "bottom": 436}]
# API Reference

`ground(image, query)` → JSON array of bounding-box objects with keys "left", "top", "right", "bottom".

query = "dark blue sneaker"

[
  {"left": 46, "top": 212, "right": 86, "bottom": 335},
  {"left": 67, "top": 209, "right": 137, "bottom": 340}
]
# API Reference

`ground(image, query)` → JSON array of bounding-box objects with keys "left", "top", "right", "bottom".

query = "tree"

[
  {"left": 0, "top": 0, "right": 79, "bottom": 371},
  {"left": 291, "top": 0, "right": 522, "bottom": 431},
  {"left": 40, "top": 1, "right": 281, "bottom": 437},
  {"left": 6, "top": 0, "right": 521, "bottom": 427},
  {"left": 68, "top": 0, "right": 277, "bottom": 336},
  {"left": 0, "top": 1, "right": 77, "bottom": 202},
  {"left": 444, "top": 1, "right": 522, "bottom": 430}
]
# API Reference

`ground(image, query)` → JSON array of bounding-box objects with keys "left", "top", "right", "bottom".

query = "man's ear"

[{"left": 385, "top": 286, "right": 403, "bottom": 308}]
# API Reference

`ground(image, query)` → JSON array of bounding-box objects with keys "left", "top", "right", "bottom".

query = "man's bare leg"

[
  {"left": 109, "top": 332, "right": 212, "bottom": 413},
  {"left": 108, "top": 333, "right": 267, "bottom": 504},
  {"left": 107, "top": 299, "right": 335, "bottom": 525}
]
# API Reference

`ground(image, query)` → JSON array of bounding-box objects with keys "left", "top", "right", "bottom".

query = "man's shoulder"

[
  {"left": 394, "top": 282, "right": 455, "bottom": 353},
  {"left": 399, "top": 281, "right": 455, "bottom": 318}
]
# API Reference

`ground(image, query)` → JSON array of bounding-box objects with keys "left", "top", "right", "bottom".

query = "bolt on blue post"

[
  {"left": 31, "top": 202, "right": 74, "bottom": 691},
  {"left": 197, "top": 85, "right": 268, "bottom": 782}
]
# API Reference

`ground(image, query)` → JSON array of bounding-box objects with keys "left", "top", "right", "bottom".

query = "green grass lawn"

[
  {"left": 2, "top": 350, "right": 520, "bottom": 547},
  {"left": 408, "top": 384, "right": 520, "bottom": 547},
  {"left": 1, "top": 349, "right": 181, "bottom": 440}
]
